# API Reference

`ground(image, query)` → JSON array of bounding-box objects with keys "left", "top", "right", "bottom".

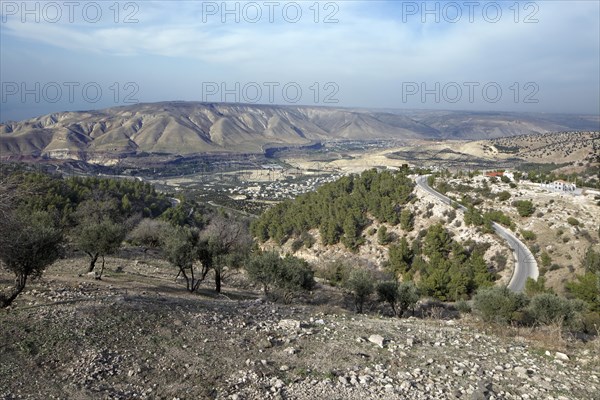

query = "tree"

[
  {"left": 377, "top": 226, "right": 391, "bottom": 245},
  {"left": 246, "top": 251, "right": 315, "bottom": 299},
  {"left": 498, "top": 191, "right": 511, "bottom": 201},
  {"left": 464, "top": 205, "right": 484, "bottom": 227},
  {"left": 377, "top": 281, "right": 400, "bottom": 316},
  {"left": 423, "top": 223, "right": 453, "bottom": 258},
  {"left": 566, "top": 273, "right": 600, "bottom": 312},
  {"left": 396, "top": 281, "right": 420, "bottom": 316},
  {"left": 0, "top": 211, "right": 63, "bottom": 308},
  {"left": 386, "top": 237, "right": 413, "bottom": 278},
  {"left": 73, "top": 217, "right": 126, "bottom": 279},
  {"left": 346, "top": 268, "right": 375, "bottom": 313},
  {"left": 246, "top": 251, "right": 281, "bottom": 295},
  {"left": 197, "top": 215, "right": 252, "bottom": 293},
  {"left": 162, "top": 225, "right": 200, "bottom": 292},
  {"left": 127, "top": 218, "right": 172, "bottom": 250},
  {"left": 400, "top": 209, "right": 414, "bottom": 231}
]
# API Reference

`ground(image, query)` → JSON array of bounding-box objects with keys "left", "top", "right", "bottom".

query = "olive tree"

[
  {"left": 162, "top": 225, "right": 201, "bottom": 292},
  {"left": 0, "top": 211, "right": 63, "bottom": 308},
  {"left": 246, "top": 251, "right": 315, "bottom": 301},
  {"left": 72, "top": 199, "right": 126, "bottom": 278},
  {"left": 197, "top": 215, "right": 252, "bottom": 293},
  {"left": 346, "top": 268, "right": 375, "bottom": 313}
]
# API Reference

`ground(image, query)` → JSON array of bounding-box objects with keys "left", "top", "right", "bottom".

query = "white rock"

[
  {"left": 368, "top": 334, "right": 386, "bottom": 348},
  {"left": 278, "top": 319, "right": 301, "bottom": 330}
]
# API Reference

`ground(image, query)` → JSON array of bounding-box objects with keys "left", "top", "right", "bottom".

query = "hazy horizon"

[{"left": 2, "top": 1, "right": 599, "bottom": 122}]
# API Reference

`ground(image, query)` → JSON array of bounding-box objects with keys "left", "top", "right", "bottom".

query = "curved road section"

[{"left": 415, "top": 175, "right": 538, "bottom": 292}]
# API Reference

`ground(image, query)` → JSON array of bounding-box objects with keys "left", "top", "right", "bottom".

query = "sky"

[{"left": 1, "top": 0, "right": 599, "bottom": 122}]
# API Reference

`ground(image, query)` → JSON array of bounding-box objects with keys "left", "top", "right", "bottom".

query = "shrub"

[
  {"left": 455, "top": 300, "right": 472, "bottom": 314},
  {"left": 520, "top": 230, "right": 537, "bottom": 241},
  {"left": 524, "top": 276, "right": 551, "bottom": 297},
  {"left": 290, "top": 238, "right": 304, "bottom": 253},
  {"left": 346, "top": 268, "right": 375, "bottom": 313},
  {"left": 491, "top": 252, "right": 508, "bottom": 271},
  {"left": 567, "top": 217, "right": 580, "bottom": 226},
  {"left": 527, "top": 293, "right": 586, "bottom": 329},
  {"left": 319, "top": 260, "right": 352, "bottom": 287},
  {"left": 498, "top": 191, "right": 511, "bottom": 201},
  {"left": 128, "top": 218, "right": 172, "bottom": 249},
  {"left": 278, "top": 256, "right": 316, "bottom": 293},
  {"left": 472, "top": 287, "right": 529, "bottom": 324},
  {"left": 540, "top": 252, "right": 551, "bottom": 268},
  {"left": 513, "top": 200, "right": 535, "bottom": 217},
  {"left": 446, "top": 209, "right": 457, "bottom": 223},
  {"left": 566, "top": 272, "right": 600, "bottom": 312}
]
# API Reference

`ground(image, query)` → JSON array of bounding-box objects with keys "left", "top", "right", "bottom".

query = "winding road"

[{"left": 415, "top": 175, "right": 538, "bottom": 292}]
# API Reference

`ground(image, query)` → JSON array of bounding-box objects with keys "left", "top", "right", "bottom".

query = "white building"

[{"left": 542, "top": 180, "right": 576, "bottom": 192}]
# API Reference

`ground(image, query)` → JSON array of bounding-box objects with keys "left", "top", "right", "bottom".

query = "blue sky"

[{"left": 1, "top": 0, "right": 599, "bottom": 121}]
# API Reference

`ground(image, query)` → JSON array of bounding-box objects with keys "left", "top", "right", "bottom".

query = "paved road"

[{"left": 415, "top": 175, "right": 538, "bottom": 292}]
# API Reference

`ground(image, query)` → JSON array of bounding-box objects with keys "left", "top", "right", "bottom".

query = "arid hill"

[{"left": 1, "top": 102, "right": 598, "bottom": 162}]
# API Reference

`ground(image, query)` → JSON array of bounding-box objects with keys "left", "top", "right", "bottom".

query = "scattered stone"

[
  {"left": 278, "top": 319, "right": 301, "bottom": 330},
  {"left": 368, "top": 334, "right": 385, "bottom": 348}
]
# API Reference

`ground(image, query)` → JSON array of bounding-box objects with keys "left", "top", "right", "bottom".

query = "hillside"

[
  {"left": 1, "top": 252, "right": 599, "bottom": 400},
  {"left": 1, "top": 102, "right": 598, "bottom": 163}
]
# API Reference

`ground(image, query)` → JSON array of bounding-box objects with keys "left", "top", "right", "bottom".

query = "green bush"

[
  {"left": 540, "top": 252, "right": 552, "bottom": 268},
  {"left": 566, "top": 272, "right": 600, "bottom": 312},
  {"left": 455, "top": 300, "right": 472, "bottom": 314},
  {"left": 290, "top": 238, "right": 304, "bottom": 253},
  {"left": 498, "top": 191, "right": 511, "bottom": 201},
  {"left": 246, "top": 251, "right": 315, "bottom": 297},
  {"left": 527, "top": 293, "right": 586, "bottom": 328},
  {"left": 520, "top": 230, "right": 537, "bottom": 241},
  {"left": 513, "top": 200, "right": 535, "bottom": 217},
  {"left": 472, "top": 287, "right": 529, "bottom": 324},
  {"left": 567, "top": 217, "right": 580, "bottom": 226}
]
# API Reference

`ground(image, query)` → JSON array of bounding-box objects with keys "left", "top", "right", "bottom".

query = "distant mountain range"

[{"left": 1, "top": 102, "right": 598, "bottom": 162}]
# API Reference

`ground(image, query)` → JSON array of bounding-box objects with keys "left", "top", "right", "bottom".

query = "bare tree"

[{"left": 198, "top": 215, "right": 252, "bottom": 293}]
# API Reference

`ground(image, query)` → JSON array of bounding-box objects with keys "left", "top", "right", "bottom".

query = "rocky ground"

[{"left": 1, "top": 252, "right": 599, "bottom": 400}]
